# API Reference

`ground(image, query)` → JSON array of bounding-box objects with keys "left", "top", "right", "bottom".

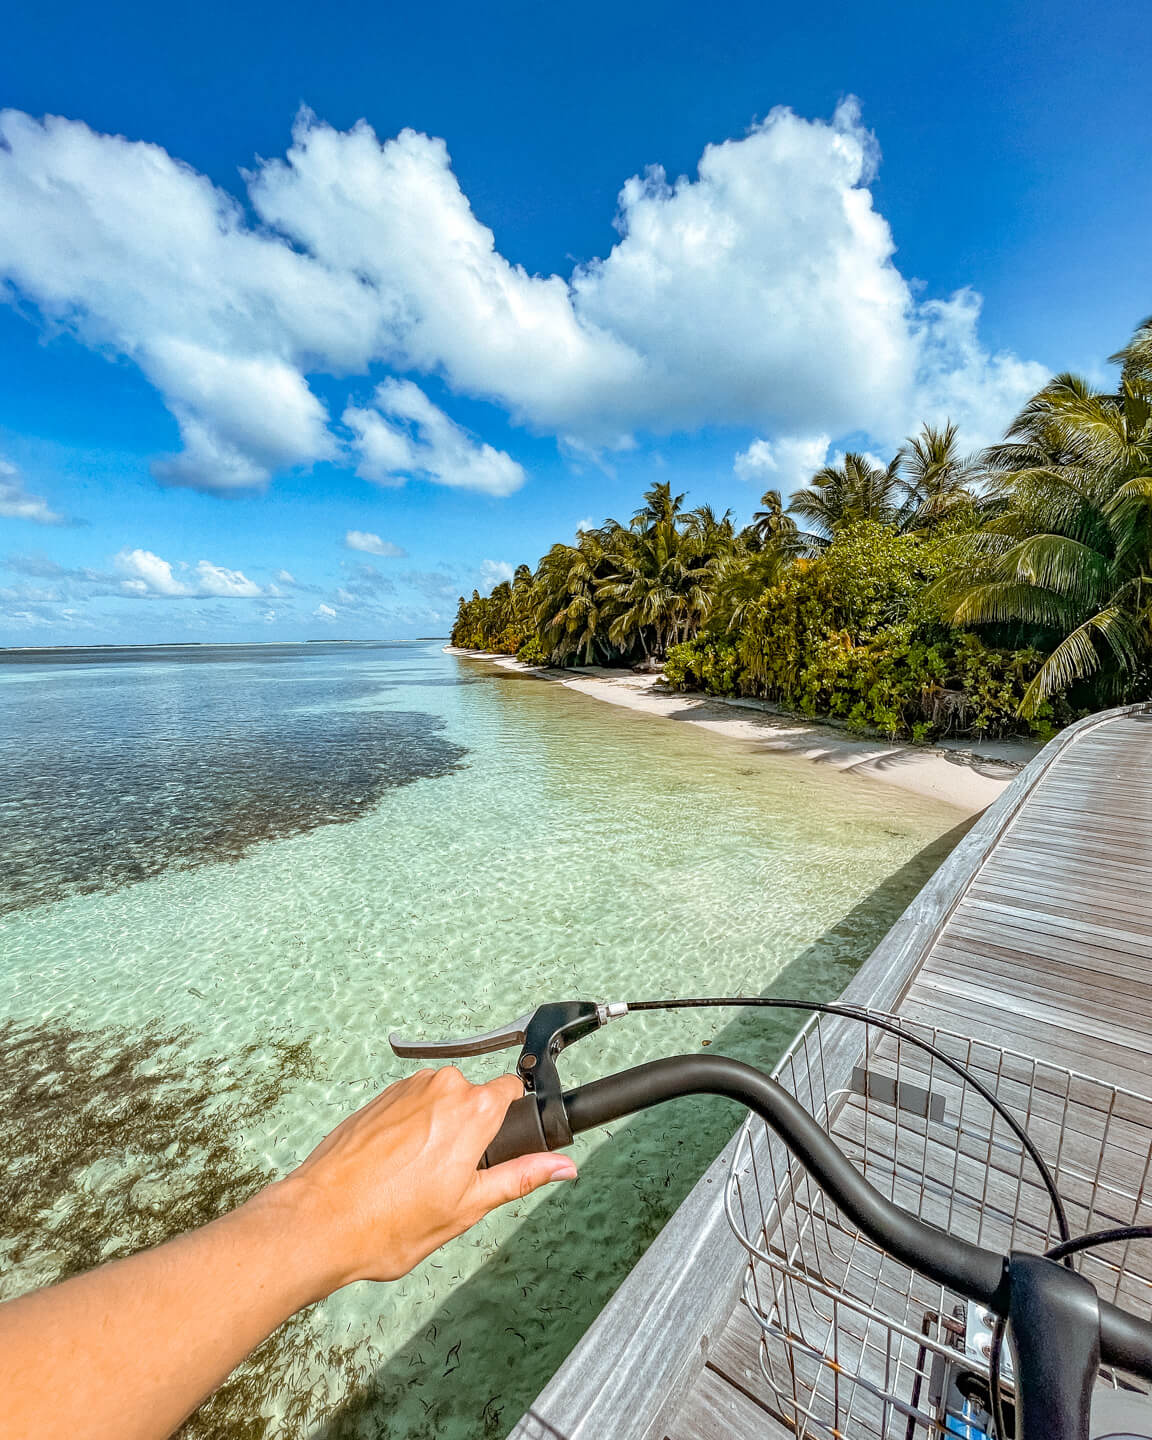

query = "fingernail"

[{"left": 547, "top": 1158, "right": 578, "bottom": 1183}]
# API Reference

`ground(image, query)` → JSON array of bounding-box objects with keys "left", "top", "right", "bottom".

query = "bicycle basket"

[{"left": 723, "top": 1009, "right": 1152, "bottom": 1438}]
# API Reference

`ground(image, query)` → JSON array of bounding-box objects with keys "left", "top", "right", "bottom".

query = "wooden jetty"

[{"left": 509, "top": 701, "right": 1152, "bottom": 1440}]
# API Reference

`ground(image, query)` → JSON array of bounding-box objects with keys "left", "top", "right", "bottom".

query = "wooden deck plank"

[
  {"left": 658, "top": 708, "right": 1152, "bottom": 1438},
  {"left": 930, "top": 935, "right": 1152, "bottom": 996},
  {"left": 921, "top": 949, "right": 1152, "bottom": 1025},
  {"left": 662, "top": 1362, "right": 795, "bottom": 1440}
]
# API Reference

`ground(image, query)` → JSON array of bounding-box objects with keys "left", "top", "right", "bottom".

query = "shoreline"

[{"left": 447, "top": 648, "right": 1039, "bottom": 816}]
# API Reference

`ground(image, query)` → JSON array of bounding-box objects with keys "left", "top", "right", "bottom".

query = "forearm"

[
  {"left": 0, "top": 1182, "right": 319, "bottom": 1440},
  {"left": 0, "top": 1067, "right": 574, "bottom": 1440}
]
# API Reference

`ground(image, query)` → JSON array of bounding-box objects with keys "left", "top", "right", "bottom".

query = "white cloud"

[
  {"left": 480, "top": 559, "right": 515, "bottom": 592},
  {"left": 115, "top": 547, "right": 190, "bottom": 595},
  {"left": 0, "top": 103, "right": 1046, "bottom": 493},
  {"left": 0, "top": 608, "right": 56, "bottom": 629},
  {"left": 911, "top": 289, "right": 1048, "bottom": 449},
  {"left": 113, "top": 547, "right": 265, "bottom": 598},
  {"left": 193, "top": 560, "right": 263, "bottom": 597},
  {"left": 345, "top": 529, "right": 408, "bottom": 557},
  {"left": 344, "top": 380, "right": 525, "bottom": 495},
  {"left": 148, "top": 345, "right": 335, "bottom": 491},
  {"left": 734, "top": 435, "right": 831, "bottom": 491},
  {"left": 313, "top": 603, "right": 338, "bottom": 620},
  {"left": 275, "top": 569, "right": 296, "bottom": 583},
  {"left": 0, "top": 458, "right": 65, "bottom": 524},
  {"left": 344, "top": 382, "right": 526, "bottom": 496},
  {"left": 252, "top": 118, "right": 641, "bottom": 438}
]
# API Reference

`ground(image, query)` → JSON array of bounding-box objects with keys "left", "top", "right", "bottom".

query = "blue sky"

[{"left": 1, "top": 0, "right": 1149, "bottom": 645}]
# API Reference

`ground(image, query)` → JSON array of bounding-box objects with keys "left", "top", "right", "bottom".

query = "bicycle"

[{"left": 391, "top": 998, "right": 1152, "bottom": 1440}]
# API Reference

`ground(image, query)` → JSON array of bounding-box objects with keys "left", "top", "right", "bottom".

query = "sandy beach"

[{"left": 449, "top": 649, "right": 1039, "bottom": 815}]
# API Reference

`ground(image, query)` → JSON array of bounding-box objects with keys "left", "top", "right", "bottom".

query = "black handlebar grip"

[{"left": 479, "top": 1094, "right": 549, "bottom": 1168}]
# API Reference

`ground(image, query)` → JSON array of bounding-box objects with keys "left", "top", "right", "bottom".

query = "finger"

[
  {"left": 473, "top": 1152, "right": 579, "bottom": 1211},
  {"left": 470, "top": 1074, "right": 526, "bottom": 1138},
  {"left": 480, "top": 1072, "right": 525, "bottom": 1109}
]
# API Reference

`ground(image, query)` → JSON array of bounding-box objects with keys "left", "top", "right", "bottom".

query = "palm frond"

[
  {"left": 998, "top": 533, "right": 1110, "bottom": 607},
  {"left": 944, "top": 580, "right": 1077, "bottom": 631},
  {"left": 1019, "top": 605, "right": 1146, "bottom": 715}
]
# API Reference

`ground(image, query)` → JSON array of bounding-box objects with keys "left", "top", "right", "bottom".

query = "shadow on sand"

[{"left": 312, "top": 817, "right": 974, "bottom": 1440}]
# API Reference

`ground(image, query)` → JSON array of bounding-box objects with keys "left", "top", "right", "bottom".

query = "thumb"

[{"left": 475, "top": 1152, "right": 579, "bottom": 1210}]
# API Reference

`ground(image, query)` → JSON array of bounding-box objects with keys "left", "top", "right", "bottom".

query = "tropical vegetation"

[{"left": 452, "top": 321, "right": 1152, "bottom": 740}]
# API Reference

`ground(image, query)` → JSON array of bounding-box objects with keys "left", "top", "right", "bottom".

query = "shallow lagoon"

[{"left": 0, "top": 642, "right": 967, "bottom": 1437}]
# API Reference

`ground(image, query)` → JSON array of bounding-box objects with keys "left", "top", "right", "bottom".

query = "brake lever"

[
  {"left": 389, "top": 1011, "right": 536, "bottom": 1060},
  {"left": 389, "top": 1000, "right": 629, "bottom": 1153}
]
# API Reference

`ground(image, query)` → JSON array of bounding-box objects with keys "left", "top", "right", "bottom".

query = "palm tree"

[
  {"left": 788, "top": 451, "right": 905, "bottom": 543},
  {"left": 709, "top": 543, "right": 790, "bottom": 634},
  {"left": 598, "top": 522, "right": 713, "bottom": 657},
  {"left": 1111, "top": 316, "right": 1152, "bottom": 385},
  {"left": 748, "top": 488, "right": 801, "bottom": 550},
  {"left": 898, "top": 421, "right": 979, "bottom": 529},
  {"left": 632, "top": 480, "right": 686, "bottom": 530},
  {"left": 684, "top": 503, "right": 737, "bottom": 558},
  {"left": 533, "top": 530, "right": 615, "bottom": 664},
  {"left": 937, "top": 330, "right": 1152, "bottom": 715}
]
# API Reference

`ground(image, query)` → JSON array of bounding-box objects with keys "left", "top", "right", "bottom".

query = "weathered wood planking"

[
  {"left": 668, "top": 709, "right": 1152, "bottom": 1438},
  {"left": 508, "top": 705, "right": 1152, "bottom": 1440}
]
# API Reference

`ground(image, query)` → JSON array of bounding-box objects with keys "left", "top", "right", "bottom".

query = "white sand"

[{"left": 450, "top": 650, "right": 1039, "bottom": 816}]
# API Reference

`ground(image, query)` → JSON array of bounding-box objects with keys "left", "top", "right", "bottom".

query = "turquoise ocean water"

[{"left": 0, "top": 641, "right": 967, "bottom": 1438}]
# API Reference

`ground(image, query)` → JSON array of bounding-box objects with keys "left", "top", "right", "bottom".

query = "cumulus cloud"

[
  {"left": 113, "top": 547, "right": 266, "bottom": 598},
  {"left": 910, "top": 289, "right": 1047, "bottom": 449},
  {"left": 345, "top": 529, "right": 407, "bottom": 557},
  {"left": 344, "top": 381, "right": 525, "bottom": 495},
  {"left": 0, "top": 458, "right": 66, "bottom": 524},
  {"left": 194, "top": 560, "right": 264, "bottom": 597},
  {"left": 313, "top": 603, "right": 338, "bottom": 621},
  {"left": 0, "top": 103, "right": 1046, "bottom": 492},
  {"left": 734, "top": 434, "right": 832, "bottom": 491},
  {"left": 480, "top": 559, "right": 515, "bottom": 592},
  {"left": 115, "top": 548, "right": 189, "bottom": 596}
]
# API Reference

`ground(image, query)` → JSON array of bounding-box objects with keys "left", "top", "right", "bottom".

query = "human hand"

[{"left": 262, "top": 1067, "right": 577, "bottom": 1299}]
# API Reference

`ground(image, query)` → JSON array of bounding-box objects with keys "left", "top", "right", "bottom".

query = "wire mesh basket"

[{"left": 723, "top": 1009, "right": 1152, "bottom": 1438}]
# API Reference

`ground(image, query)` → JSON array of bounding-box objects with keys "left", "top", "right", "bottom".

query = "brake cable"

[{"left": 626, "top": 996, "right": 1071, "bottom": 1250}]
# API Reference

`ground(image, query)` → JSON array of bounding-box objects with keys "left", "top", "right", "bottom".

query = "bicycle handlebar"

[{"left": 485, "top": 1052, "right": 1152, "bottom": 1379}]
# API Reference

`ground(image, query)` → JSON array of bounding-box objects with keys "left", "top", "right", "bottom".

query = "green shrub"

[
  {"left": 716, "top": 526, "right": 1056, "bottom": 739},
  {"left": 516, "top": 635, "right": 552, "bottom": 666},
  {"left": 663, "top": 637, "right": 745, "bottom": 694}
]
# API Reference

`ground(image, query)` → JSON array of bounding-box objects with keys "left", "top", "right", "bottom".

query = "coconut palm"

[
  {"left": 1111, "top": 316, "right": 1152, "bottom": 385},
  {"left": 937, "top": 333, "right": 1152, "bottom": 715},
  {"left": 709, "top": 543, "right": 791, "bottom": 634},
  {"left": 748, "top": 488, "right": 801, "bottom": 550},
  {"left": 533, "top": 530, "right": 616, "bottom": 664},
  {"left": 632, "top": 480, "right": 686, "bottom": 530},
  {"left": 684, "top": 503, "right": 737, "bottom": 559},
  {"left": 898, "top": 421, "right": 979, "bottom": 529},
  {"left": 788, "top": 451, "right": 905, "bottom": 543},
  {"left": 598, "top": 522, "right": 713, "bottom": 657}
]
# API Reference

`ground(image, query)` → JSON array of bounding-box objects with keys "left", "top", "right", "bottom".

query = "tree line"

[{"left": 451, "top": 320, "right": 1152, "bottom": 740}]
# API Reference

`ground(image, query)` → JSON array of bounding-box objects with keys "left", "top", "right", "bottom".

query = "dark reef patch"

[
  {"left": 0, "top": 1015, "right": 364, "bottom": 1437},
  {"left": 0, "top": 648, "right": 467, "bottom": 914}
]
